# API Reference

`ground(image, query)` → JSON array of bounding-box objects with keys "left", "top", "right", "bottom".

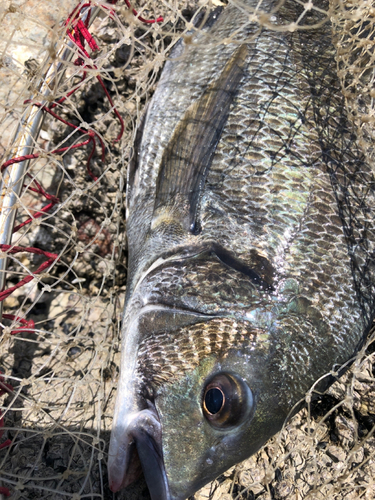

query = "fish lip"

[
  {"left": 108, "top": 431, "right": 141, "bottom": 492},
  {"left": 108, "top": 403, "right": 171, "bottom": 500}
]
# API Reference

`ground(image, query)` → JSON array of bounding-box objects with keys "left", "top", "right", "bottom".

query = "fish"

[{"left": 108, "top": 0, "right": 375, "bottom": 498}]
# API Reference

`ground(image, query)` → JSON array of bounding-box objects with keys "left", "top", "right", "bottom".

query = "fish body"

[{"left": 109, "top": 1, "right": 375, "bottom": 498}]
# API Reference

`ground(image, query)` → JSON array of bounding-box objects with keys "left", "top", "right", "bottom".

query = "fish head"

[
  {"left": 151, "top": 320, "right": 287, "bottom": 499},
  {"left": 109, "top": 311, "right": 290, "bottom": 500}
]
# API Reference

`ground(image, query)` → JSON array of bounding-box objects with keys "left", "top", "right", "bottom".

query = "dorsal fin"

[{"left": 151, "top": 44, "right": 249, "bottom": 234}]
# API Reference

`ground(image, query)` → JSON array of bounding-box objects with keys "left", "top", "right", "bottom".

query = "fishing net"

[{"left": 0, "top": 0, "right": 374, "bottom": 499}]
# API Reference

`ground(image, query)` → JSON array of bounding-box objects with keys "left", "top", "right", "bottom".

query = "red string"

[
  {"left": 0, "top": 245, "right": 58, "bottom": 302},
  {"left": 12, "top": 175, "right": 60, "bottom": 233},
  {"left": 1, "top": 136, "right": 93, "bottom": 173},
  {"left": 49, "top": 72, "right": 87, "bottom": 109},
  {"left": 2, "top": 314, "right": 35, "bottom": 335},
  {"left": 0, "top": 0, "right": 163, "bottom": 179},
  {"left": 96, "top": 75, "right": 124, "bottom": 142}
]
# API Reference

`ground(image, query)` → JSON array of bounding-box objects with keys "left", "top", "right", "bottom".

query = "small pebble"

[{"left": 67, "top": 346, "right": 82, "bottom": 359}]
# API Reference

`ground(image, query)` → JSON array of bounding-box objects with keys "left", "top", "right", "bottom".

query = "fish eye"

[
  {"left": 204, "top": 387, "right": 225, "bottom": 414},
  {"left": 202, "top": 373, "right": 253, "bottom": 429}
]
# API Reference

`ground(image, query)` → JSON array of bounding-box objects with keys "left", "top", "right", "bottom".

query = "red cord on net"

[
  {"left": 0, "top": 486, "right": 10, "bottom": 497},
  {"left": 0, "top": 245, "right": 58, "bottom": 303},
  {"left": 0, "top": 0, "right": 145, "bottom": 312},
  {"left": 0, "top": 0, "right": 163, "bottom": 309},
  {"left": 0, "top": 247, "right": 51, "bottom": 484},
  {"left": 2, "top": 315, "right": 35, "bottom": 335},
  {"left": 13, "top": 175, "right": 60, "bottom": 233},
  {"left": 0, "top": 0, "right": 163, "bottom": 180}
]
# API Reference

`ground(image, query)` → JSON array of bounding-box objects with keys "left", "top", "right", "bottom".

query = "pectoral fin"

[{"left": 152, "top": 44, "right": 249, "bottom": 233}]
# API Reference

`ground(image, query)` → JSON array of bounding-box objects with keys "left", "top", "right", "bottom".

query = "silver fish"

[{"left": 108, "top": 0, "right": 375, "bottom": 498}]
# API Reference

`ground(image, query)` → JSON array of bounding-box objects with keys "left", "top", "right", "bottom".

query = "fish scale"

[
  {"left": 126, "top": 7, "right": 258, "bottom": 290},
  {"left": 137, "top": 318, "right": 261, "bottom": 387},
  {"left": 109, "top": 1, "right": 375, "bottom": 498}
]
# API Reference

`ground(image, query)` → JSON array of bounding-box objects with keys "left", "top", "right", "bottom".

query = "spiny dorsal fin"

[{"left": 152, "top": 44, "right": 249, "bottom": 234}]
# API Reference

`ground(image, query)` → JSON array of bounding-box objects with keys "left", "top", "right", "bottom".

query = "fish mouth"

[{"left": 108, "top": 403, "right": 171, "bottom": 500}]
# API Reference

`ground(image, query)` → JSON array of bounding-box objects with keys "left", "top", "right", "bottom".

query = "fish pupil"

[{"left": 205, "top": 387, "right": 224, "bottom": 414}]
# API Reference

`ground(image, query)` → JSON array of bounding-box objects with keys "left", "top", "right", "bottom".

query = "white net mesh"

[{"left": 0, "top": 0, "right": 374, "bottom": 499}]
